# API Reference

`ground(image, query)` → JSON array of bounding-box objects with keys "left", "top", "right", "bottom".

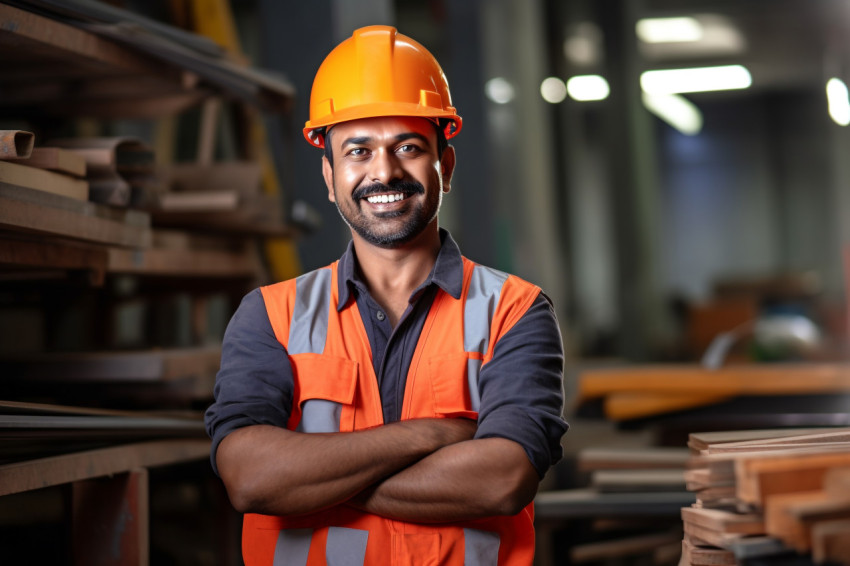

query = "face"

[{"left": 322, "top": 116, "right": 455, "bottom": 249}]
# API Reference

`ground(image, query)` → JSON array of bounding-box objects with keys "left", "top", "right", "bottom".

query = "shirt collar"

[{"left": 336, "top": 228, "right": 464, "bottom": 311}]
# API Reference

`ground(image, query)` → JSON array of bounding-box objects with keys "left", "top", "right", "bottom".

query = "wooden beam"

[
  {"left": 534, "top": 488, "right": 695, "bottom": 520},
  {"left": 735, "top": 451, "right": 850, "bottom": 507},
  {"left": 106, "top": 241, "right": 260, "bottom": 278},
  {"left": 681, "top": 539, "right": 736, "bottom": 566},
  {"left": 812, "top": 519, "right": 850, "bottom": 564},
  {"left": 0, "top": 439, "right": 209, "bottom": 496},
  {"left": 0, "top": 160, "right": 88, "bottom": 201},
  {"left": 0, "top": 345, "right": 221, "bottom": 383},
  {"left": 0, "top": 183, "right": 151, "bottom": 248},
  {"left": 72, "top": 470, "right": 149, "bottom": 566},
  {"left": 0, "top": 4, "right": 173, "bottom": 77},
  {"left": 5, "top": 147, "right": 87, "bottom": 177},
  {"left": 0, "top": 236, "right": 107, "bottom": 285},
  {"left": 579, "top": 363, "right": 850, "bottom": 400},
  {"left": 681, "top": 506, "right": 765, "bottom": 535}
]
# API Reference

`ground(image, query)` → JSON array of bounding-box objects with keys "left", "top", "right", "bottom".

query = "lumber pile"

[{"left": 680, "top": 428, "right": 850, "bottom": 565}]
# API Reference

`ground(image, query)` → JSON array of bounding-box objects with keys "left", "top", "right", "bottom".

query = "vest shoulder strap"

[{"left": 260, "top": 262, "right": 338, "bottom": 354}]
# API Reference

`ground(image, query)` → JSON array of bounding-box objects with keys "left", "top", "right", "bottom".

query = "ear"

[
  {"left": 322, "top": 155, "right": 335, "bottom": 202},
  {"left": 439, "top": 145, "right": 456, "bottom": 193}
]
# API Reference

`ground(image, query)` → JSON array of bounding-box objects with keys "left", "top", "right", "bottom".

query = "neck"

[{"left": 351, "top": 226, "right": 441, "bottom": 326}]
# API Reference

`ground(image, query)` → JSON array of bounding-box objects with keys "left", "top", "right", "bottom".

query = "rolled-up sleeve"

[
  {"left": 204, "top": 289, "right": 293, "bottom": 475},
  {"left": 474, "top": 292, "right": 569, "bottom": 478}
]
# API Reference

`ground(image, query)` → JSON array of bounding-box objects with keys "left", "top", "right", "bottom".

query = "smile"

[{"left": 365, "top": 193, "right": 406, "bottom": 204}]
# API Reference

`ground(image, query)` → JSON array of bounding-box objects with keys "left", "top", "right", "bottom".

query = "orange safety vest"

[{"left": 245, "top": 257, "right": 541, "bottom": 566}]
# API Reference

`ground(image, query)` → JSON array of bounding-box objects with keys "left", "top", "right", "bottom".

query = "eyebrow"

[{"left": 340, "top": 132, "right": 431, "bottom": 148}]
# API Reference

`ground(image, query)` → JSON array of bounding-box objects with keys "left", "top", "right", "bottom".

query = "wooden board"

[
  {"left": 681, "top": 506, "right": 765, "bottom": 535},
  {"left": 0, "top": 345, "right": 221, "bottom": 383},
  {"left": 681, "top": 539, "right": 736, "bottom": 566},
  {"left": 603, "top": 392, "right": 733, "bottom": 421},
  {"left": 106, "top": 241, "right": 261, "bottom": 278},
  {"left": 812, "top": 519, "right": 850, "bottom": 564},
  {"left": 0, "top": 160, "right": 88, "bottom": 200},
  {"left": 0, "top": 439, "right": 209, "bottom": 496},
  {"left": 4, "top": 147, "right": 87, "bottom": 177},
  {"left": 534, "top": 488, "right": 696, "bottom": 520},
  {"left": 688, "top": 428, "right": 840, "bottom": 452},
  {"left": 0, "top": 235, "right": 108, "bottom": 285},
  {"left": 578, "top": 447, "right": 690, "bottom": 471},
  {"left": 682, "top": 521, "right": 744, "bottom": 549},
  {"left": 765, "top": 490, "right": 850, "bottom": 551},
  {"left": 735, "top": 451, "right": 850, "bottom": 507},
  {"left": 591, "top": 469, "right": 686, "bottom": 493},
  {"left": 0, "top": 182, "right": 151, "bottom": 248},
  {"left": 697, "top": 429, "right": 850, "bottom": 455},
  {"left": 164, "top": 161, "right": 262, "bottom": 194},
  {"left": 570, "top": 530, "right": 683, "bottom": 562},
  {"left": 579, "top": 364, "right": 850, "bottom": 400}
]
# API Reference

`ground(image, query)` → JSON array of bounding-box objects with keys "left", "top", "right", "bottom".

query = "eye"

[
  {"left": 346, "top": 147, "right": 370, "bottom": 159},
  {"left": 397, "top": 144, "right": 422, "bottom": 155}
]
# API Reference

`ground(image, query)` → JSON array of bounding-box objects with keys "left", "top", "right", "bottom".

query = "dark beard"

[{"left": 336, "top": 179, "right": 437, "bottom": 249}]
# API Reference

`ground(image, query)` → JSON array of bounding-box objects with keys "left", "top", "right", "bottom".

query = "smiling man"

[{"left": 205, "top": 25, "right": 568, "bottom": 566}]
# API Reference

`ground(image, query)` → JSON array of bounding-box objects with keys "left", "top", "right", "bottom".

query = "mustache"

[{"left": 352, "top": 179, "right": 425, "bottom": 201}]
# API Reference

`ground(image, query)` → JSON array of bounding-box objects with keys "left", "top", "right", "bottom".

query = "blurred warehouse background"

[{"left": 251, "top": 0, "right": 850, "bottom": 367}]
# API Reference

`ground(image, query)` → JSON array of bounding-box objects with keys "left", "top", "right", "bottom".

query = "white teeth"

[{"left": 366, "top": 193, "right": 405, "bottom": 204}]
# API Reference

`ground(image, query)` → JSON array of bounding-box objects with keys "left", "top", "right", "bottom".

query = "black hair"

[{"left": 322, "top": 120, "right": 450, "bottom": 164}]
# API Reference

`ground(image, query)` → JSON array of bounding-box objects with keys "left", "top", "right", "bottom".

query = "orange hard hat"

[{"left": 303, "top": 25, "right": 462, "bottom": 148}]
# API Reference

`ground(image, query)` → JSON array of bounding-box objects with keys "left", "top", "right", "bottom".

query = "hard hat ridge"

[{"left": 303, "top": 25, "right": 462, "bottom": 148}]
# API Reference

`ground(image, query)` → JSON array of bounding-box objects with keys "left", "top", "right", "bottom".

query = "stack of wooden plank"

[
  {"left": 681, "top": 428, "right": 850, "bottom": 564},
  {"left": 0, "top": 129, "right": 89, "bottom": 202},
  {"left": 50, "top": 136, "right": 158, "bottom": 207}
]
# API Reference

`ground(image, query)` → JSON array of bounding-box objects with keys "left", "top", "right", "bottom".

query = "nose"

[{"left": 369, "top": 148, "right": 403, "bottom": 185}]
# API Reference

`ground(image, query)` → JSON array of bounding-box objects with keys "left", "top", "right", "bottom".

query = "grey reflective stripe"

[
  {"left": 464, "top": 528, "right": 500, "bottom": 566},
  {"left": 464, "top": 265, "right": 508, "bottom": 353},
  {"left": 326, "top": 526, "right": 368, "bottom": 566},
  {"left": 273, "top": 528, "right": 312, "bottom": 566},
  {"left": 297, "top": 399, "right": 342, "bottom": 433},
  {"left": 464, "top": 265, "right": 508, "bottom": 411},
  {"left": 288, "top": 268, "right": 332, "bottom": 355},
  {"left": 467, "top": 358, "right": 482, "bottom": 411}
]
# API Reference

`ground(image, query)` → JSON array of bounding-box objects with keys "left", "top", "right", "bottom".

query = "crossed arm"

[{"left": 215, "top": 418, "right": 539, "bottom": 522}]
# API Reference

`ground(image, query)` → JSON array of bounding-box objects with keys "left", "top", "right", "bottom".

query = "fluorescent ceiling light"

[
  {"left": 566, "top": 75, "right": 610, "bottom": 101},
  {"left": 827, "top": 78, "right": 850, "bottom": 126},
  {"left": 485, "top": 77, "right": 515, "bottom": 104},
  {"left": 540, "top": 77, "right": 568, "bottom": 104},
  {"left": 636, "top": 17, "right": 703, "bottom": 43},
  {"left": 638, "top": 14, "right": 745, "bottom": 60},
  {"left": 641, "top": 65, "right": 751, "bottom": 94},
  {"left": 642, "top": 93, "right": 703, "bottom": 135}
]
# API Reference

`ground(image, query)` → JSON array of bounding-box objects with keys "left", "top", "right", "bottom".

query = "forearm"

[
  {"left": 350, "top": 437, "right": 540, "bottom": 523},
  {"left": 216, "top": 418, "right": 475, "bottom": 516}
]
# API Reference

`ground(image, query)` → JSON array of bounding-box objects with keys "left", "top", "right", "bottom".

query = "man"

[{"left": 205, "top": 25, "right": 568, "bottom": 566}]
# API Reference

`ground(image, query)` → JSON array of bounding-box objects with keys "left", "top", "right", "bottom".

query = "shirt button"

[{"left": 376, "top": 311, "right": 386, "bottom": 321}]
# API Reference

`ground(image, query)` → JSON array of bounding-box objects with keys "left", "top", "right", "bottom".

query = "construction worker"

[{"left": 205, "top": 25, "right": 568, "bottom": 565}]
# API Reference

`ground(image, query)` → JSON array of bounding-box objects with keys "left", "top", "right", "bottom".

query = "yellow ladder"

[{"left": 183, "top": 0, "right": 302, "bottom": 282}]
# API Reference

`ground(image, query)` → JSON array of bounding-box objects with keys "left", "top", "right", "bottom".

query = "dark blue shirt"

[{"left": 205, "top": 230, "right": 568, "bottom": 478}]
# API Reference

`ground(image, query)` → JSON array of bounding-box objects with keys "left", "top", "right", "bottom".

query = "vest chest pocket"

[
  {"left": 289, "top": 353, "right": 358, "bottom": 433},
  {"left": 427, "top": 353, "right": 480, "bottom": 420}
]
